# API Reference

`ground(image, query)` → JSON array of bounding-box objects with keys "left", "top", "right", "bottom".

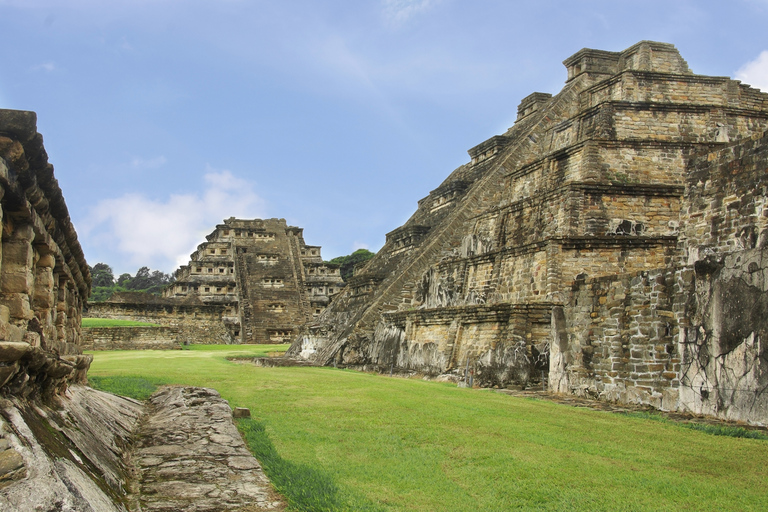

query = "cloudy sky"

[{"left": 2, "top": 0, "right": 768, "bottom": 276}]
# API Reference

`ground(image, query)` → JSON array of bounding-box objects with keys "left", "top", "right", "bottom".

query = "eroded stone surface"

[
  {"left": 0, "top": 385, "right": 284, "bottom": 511},
  {"left": 0, "top": 386, "right": 142, "bottom": 512},
  {"left": 136, "top": 386, "right": 284, "bottom": 512}
]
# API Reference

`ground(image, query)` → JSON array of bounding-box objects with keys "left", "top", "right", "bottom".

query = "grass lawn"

[
  {"left": 82, "top": 318, "right": 160, "bottom": 327},
  {"left": 87, "top": 345, "right": 768, "bottom": 512}
]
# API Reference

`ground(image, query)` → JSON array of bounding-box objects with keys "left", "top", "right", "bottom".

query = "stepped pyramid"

[
  {"left": 287, "top": 41, "right": 768, "bottom": 424},
  {"left": 165, "top": 217, "right": 345, "bottom": 343}
]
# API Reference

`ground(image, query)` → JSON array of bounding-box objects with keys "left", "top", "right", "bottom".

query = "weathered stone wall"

[
  {"left": 0, "top": 387, "right": 142, "bottom": 511},
  {"left": 675, "top": 132, "right": 768, "bottom": 423},
  {"left": 1, "top": 385, "right": 283, "bottom": 511},
  {"left": 0, "top": 109, "right": 91, "bottom": 399},
  {"left": 368, "top": 304, "right": 551, "bottom": 387},
  {"left": 81, "top": 326, "right": 182, "bottom": 350},
  {"left": 85, "top": 298, "right": 235, "bottom": 347},
  {"left": 548, "top": 132, "right": 768, "bottom": 424},
  {"left": 552, "top": 269, "right": 680, "bottom": 410}
]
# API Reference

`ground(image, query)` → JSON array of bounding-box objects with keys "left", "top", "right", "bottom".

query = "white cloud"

[
  {"left": 131, "top": 155, "right": 167, "bottom": 169},
  {"left": 352, "top": 241, "right": 370, "bottom": 251},
  {"left": 736, "top": 50, "right": 768, "bottom": 92},
  {"left": 31, "top": 62, "right": 56, "bottom": 72},
  {"left": 82, "top": 169, "right": 266, "bottom": 272},
  {"left": 382, "top": 0, "right": 441, "bottom": 27}
]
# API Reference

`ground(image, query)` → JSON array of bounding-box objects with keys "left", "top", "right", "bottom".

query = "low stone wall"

[
  {"left": 82, "top": 327, "right": 182, "bottom": 350},
  {"left": 85, "top": 299, "right": 236, "bottom": 347}
]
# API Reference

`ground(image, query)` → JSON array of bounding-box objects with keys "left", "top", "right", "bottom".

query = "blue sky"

[{"left": 2, "top": 0, "right": 768, "bottom": 276}]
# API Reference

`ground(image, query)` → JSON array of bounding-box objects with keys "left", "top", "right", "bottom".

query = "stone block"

[
  {"left": 32, "top": 291, "right": 54, "bottom": 309},
  {"left": 0, "top": 272, "right": 32, "bottom": 294},
  {"left": 6, "top": 324, "right": 22, "bottom": 343},
  {"left": 0, "top": 342, "right": 30, "bottom": 363},
  {"left": 36, "top": 253, "right": 55, "bottom": 268},
  {"left": 1, "top": 294, "right": 32, "bottom": 320},
  {"left": 233, "top": 407, "right": 251, "bottom": 419},
  {"left": 0, "top": 362, "right": 19, "bottom": 387},
  {"left": 0, "top": 109, "right": 37, "bottom": 142}
]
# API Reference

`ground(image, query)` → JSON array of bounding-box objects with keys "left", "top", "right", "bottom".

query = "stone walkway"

[{"left": 135, "top": 386, "right": 285, "bottom": 511}]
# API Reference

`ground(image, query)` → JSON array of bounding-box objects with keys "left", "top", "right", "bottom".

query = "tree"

[
  {"left": 89, "top": 263, "right": 115, "bottom": 287},
  {"left": 126, "top": 266, "right": 151, "bottom": 290},
  {"left": 327, "top": 248, "right": 375, "bottom": 281}
]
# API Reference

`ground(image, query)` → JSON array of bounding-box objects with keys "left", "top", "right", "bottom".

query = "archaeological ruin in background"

[
  {"left": 86, "top": 217, "right": 345, "bottom": 347},
  {"left": 287, "top": 41, "right": 768, "bottom": 424}
]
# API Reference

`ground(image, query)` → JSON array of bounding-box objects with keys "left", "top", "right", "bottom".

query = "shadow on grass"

[{"left": 237, "top": 418, "right": 383, "bottom": 512}]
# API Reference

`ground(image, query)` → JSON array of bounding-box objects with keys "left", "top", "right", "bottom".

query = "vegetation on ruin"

[
  {"left": 81, "top": 318, "right": 160, "bottom": 328},
  {"left": 87, "top": 346, "right": 768, "bottom": 512},
  {"left": 326, "top": 249, "right": 375, "bottom": 281},
  {"left": 89, "top": 263, "right": 175, "bottom": 301}
]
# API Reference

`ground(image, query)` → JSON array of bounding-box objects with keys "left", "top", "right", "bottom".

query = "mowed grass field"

[
  {"left": 82, "top": 318, "right": 159, "bottom": 327},
  {"left": 87, "top": 345, "right": 768, "bottom": 512}
]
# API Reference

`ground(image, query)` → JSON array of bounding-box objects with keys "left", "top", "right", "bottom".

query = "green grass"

[
  {"left": 88, "top": 375, "right": 168, "bottom": 400},
  {"left": 87, "top": 346, "right": 768, "bottom": 511},
  {"left": 239, "top": 418, "right": 382, "bottom": 511},
  {"left": 622, "top": 411, "right": 768, "bottom": 440},
  {"left": 82, "top": 318, "right": 160, "bottom": 328}
]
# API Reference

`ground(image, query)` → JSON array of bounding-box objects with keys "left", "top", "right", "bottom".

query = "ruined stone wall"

[
  {"left": 85, "top": 299, "right": 235, "bottom": 346},
  {"left": 552, "top": 269, "right": 680, "bottom": 410},
  {"left": 369, "top": 305, "right": 551, "bottom": 387},
  {"left": 0, "top": 109, "right": 91, "bottom": 398},
  {"left": 675, "top": 132, "right": 768, "bottom": 423},
  {"left": 549, "top": 132, "right": 768, "bottom": 424},
  {"left": 81, "top": 326, "right": 181, "bottom": 350}
]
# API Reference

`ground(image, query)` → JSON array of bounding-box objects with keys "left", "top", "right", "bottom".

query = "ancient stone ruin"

[
  {"left": 287, "top": 41, "right": 768, "bottom": 425},
  {"left": 0, "top": 111, "right": 283, "bottom": 510},
  {"left": 166, "top": 217, "right": 345, "bottom": 343},
  {"left": 86, "top": 217, "right": 345, "bottom": 347},
  {"left": 0, "top": 109, "right": 91, "bottom": 400}
]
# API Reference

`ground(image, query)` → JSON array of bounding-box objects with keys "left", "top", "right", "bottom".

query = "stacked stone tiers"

[{"left": 289, "top": 41, "right": 768, "bottom": 424}]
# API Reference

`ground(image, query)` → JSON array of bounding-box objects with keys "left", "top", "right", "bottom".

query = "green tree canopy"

[
  {"left": 89, "top": 263, "right": 115, "bottom": 287},
  {"left": 89, "top": 265, "right": 174, "bottom": 301},
  {"left": 326, "top": 248, "right": 375, "bottom": 281}
]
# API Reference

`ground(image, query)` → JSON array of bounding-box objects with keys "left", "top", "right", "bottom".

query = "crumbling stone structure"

[
  {"left": 85, "top": 293, "right": 235, "bottom": 348},
  {"left": 165, "top": 217, "right": 345, "bottom": 343},
  {"left": 288, "top": 41, "right": 768, "bottom": 424},
  {"left": 0, "top": 109, "right": 91, "bottom": 398}
]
